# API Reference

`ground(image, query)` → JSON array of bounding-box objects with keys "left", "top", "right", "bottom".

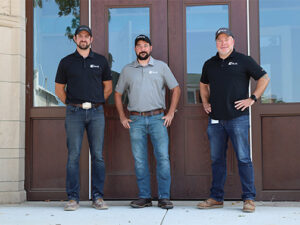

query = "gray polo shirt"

[{"left": 115, "top": 56, "right": 179, "bottom": 112}]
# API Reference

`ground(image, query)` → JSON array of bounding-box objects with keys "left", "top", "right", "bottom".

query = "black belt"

[
  {"left": 130, "top": 109, "right": 164, "bottom": 116},
  {"left": 68, "top": 102, "right": 103, "bottom": 109}
]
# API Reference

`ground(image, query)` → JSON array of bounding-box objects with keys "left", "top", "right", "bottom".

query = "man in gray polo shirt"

[{"left": 115, "top": 34, "right": 181, "bottom": 209}]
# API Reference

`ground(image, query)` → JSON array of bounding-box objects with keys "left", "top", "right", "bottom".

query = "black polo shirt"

[
  {"left": 55, "top": 50, "right": 112, "bottom": 104},
  {"left": 200, "top": 49, "right": 266, "bottom": 120}
]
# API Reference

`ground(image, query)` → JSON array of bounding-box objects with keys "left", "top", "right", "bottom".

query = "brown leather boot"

[
  {"left": 197, "top": 198, "right": 223, "bottom": 209},
  {"left": 243, "top": 200, "right": 255, "bottom": 213}
]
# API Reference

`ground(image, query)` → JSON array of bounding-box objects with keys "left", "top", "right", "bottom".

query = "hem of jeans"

[
  {"left": 68, "top": 198, "right": 79, "bottom": 203},
  {"left": 158, "top": 195, "right": 170, "bottom": 199},
  {"left": 92, "top": 195, "right": 104, "bottom": 202},
  {"left": 242, "top": 198, "right": 255, "bottom": 201},
  {"left": 209, "top": 195, "right": 224, "bottom": 202},
  {"left": 139, "top": 196, "right": 152, "bottom": 199}
]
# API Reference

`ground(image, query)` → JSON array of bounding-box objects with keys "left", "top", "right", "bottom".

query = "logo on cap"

[
  {"left": 215, "top": 28, "right": 234, "bottom": 39},
  {"left": 135, "top": 34, "right": 151, "bottom": 46}
]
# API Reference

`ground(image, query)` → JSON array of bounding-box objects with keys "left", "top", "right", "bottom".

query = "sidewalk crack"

[{"left": 160, "top": 209, "right": 168, "bottom": 225}]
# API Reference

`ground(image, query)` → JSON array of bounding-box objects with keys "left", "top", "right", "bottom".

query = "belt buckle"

[{"left": 82, "top": 102, "right": 92, "bottom": 109}]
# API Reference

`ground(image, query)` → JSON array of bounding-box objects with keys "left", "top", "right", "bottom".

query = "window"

[
  {"left": 186, "top": 5, "right": 228, "bottom": 104},
  {"left": 107, "top": 7, "right": 150, "bottom": 104},
  {"left": 260, "top": 0, "right": 300, "bottom": 103},
  {"left": 33, "top": 0, "right": 80, "bottom": 106}
]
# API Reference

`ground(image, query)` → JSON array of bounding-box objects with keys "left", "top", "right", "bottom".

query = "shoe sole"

[
  {"left": 92, "top": 205, "right": 108, "bottom": 210},
  {"left": 197, "top": 205, "right": 223, "bottom": 209},
  {"left": 64, "top": 206, "right": 79, "bottom": 211},
  {"left": 243, "top": 209, "right": 255, "bottom": 213},
  {"left": 158, "top": 204, "right": 173, "bottom": 209},
  {"left": 130, "top": 203, "right": 152, "bottom": 208}
]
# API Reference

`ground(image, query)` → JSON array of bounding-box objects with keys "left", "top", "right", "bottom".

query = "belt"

[
  {"left": 68, "top": 102, "right": 103, "bottom": 109},
  {"left": 130, "top": 109, "right": 164, "bottom": 116}
]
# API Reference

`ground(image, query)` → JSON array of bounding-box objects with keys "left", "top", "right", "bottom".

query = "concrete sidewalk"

[{"left": 0, "top": 201, "right": 300, "bottom": 225}]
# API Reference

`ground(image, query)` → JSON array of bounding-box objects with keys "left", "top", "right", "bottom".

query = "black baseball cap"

[
  {"left": 75, "top": 25, "right": 92, "bottom": 36},
  {"left": 135, "top": 34, "right": 151, "bottom": 46},
  {"left": 215, "top": 28, "right": 234, "bottom": 39}
]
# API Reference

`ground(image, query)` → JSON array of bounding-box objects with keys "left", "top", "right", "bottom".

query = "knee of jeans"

[
  {"left": 92, "top": 154, "right": 104, "bottom": 164},
  {"left": 68, "top": 153, "right": 80, "bottom": 164},
  {"left": 134, "top": 158, "right": 148, "bottom": 171},
  {"left": 237, "top": 156, "right": 252, "bottom": 165},
  {"left": 210, "top": 154, "right": 225, "bottom": 165},
  {"left": 157, "top": 159, "right": 170, "bottom": 172}
]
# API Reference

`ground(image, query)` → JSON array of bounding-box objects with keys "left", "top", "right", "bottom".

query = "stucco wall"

[{"left": 0, "top": 0, "right": 26, "bottom": 203}]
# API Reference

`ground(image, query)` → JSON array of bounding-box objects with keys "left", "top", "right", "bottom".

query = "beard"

[
  {"left": 137, "top": 51, "right": 150, "bottom": 60},
  {"left": 77, "top": 41, "right": 90, "bottom": 50}
]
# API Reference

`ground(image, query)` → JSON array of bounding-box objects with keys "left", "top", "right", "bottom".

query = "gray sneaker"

[
  {"left": 64, "top": 200, "right": 79, "bottom": 211},
  {"left": 92, "top": 198, "right": 108, "bottom": 210}
]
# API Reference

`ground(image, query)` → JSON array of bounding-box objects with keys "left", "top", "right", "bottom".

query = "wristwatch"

[{"left": 250, "top": 94, "right": 257, "bottom": 102}]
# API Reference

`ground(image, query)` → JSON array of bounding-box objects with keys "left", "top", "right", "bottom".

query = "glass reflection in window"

[
  {"left": 186, "top": 5, "right": 228, "bottom": 104},
  {"left": 33, "top": 0, "right": 80, "bottom": 106},
  {"left": 107, "top": 7, "right": 150, "bottom": 104},
  {"left": 260, "top": 0, "right": 300, "bottom": 103}
]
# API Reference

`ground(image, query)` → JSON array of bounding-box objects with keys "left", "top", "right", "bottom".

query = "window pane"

[
  {"left": 260, "top": 0, "right": 300, "bottom": 103},
  {"left": 107, "top": 7, "right": 150, "bottom": 104},
  {"left": 186, "top": 5, "right": 228, "bottom": 104},
  {"left": 33, "top": 0, "right": 80, "bottom": 106}
]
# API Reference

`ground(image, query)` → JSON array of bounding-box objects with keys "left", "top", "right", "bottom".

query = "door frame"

[
  {"left": 168, "top": 0, "right": 248, "bottom": 199},
  {"left": 91, "top": 0, "right": 169, "bottom": 199},
  {"left": 25, "top": 0, "right": 90, "bottom": 200}
]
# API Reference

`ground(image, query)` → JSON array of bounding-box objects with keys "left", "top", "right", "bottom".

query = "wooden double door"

[{"left": 26, "top": 0, "right": 248, "bottom": 200}]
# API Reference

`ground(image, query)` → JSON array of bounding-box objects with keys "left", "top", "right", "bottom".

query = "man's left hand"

[
  {"left": 162, "top": 112, "right": 175, "bottom": 127},
  {"left": 234, "top": 98, "right": 255, "bottom": 111}
]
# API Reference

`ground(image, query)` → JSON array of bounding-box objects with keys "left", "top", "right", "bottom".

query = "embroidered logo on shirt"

[
  {"left": 149, "top": 70, "right": 158, "bottom": 74},
  {"left": 90, "top": 64, "right": 100, "bottom": 68},
  {"left": 228, "top": 62, "right": 238, "bottom": 66}
]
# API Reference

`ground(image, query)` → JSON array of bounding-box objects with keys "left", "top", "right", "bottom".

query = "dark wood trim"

[
  {"left": 80, "top": 0, "right": 89, "bottom": 26},
  {"left": 25, "top": 0, "right": 34, "bottom": 199}
]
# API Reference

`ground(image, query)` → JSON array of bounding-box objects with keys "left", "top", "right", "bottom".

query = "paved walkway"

[{"left": 0, "top": 201, "right": 300, "bottom": 225}]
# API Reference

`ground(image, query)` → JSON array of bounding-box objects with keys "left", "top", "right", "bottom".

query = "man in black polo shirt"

[
  {"left": 197, "top": 28, "right": 270, "bottom": 212},
  {"left": 55, "top": 25, "right": 112, "bottom": 211}
]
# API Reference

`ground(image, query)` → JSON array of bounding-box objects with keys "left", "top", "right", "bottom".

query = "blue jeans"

[
  {"left": 207, "top": 115, "right": 256, "bottom": 201},
  {"left": 65, "top": 105, "right": 105, "bottom": 202},
  {"left": 129, "top": 113, "right": 171, "bottom": 199}
]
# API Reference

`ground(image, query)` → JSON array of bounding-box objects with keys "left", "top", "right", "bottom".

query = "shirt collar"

[
  {"left": 133, "top": 56, "right": 155, "bottom": 67},
  {"left": 74, "top": 49, "right": 95, "bottom": 58},
  {"left": 215, "top": 49, "right": 236, "bottom": 60}
]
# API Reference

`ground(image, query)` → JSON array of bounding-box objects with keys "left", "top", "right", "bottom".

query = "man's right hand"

[
  {"left": 120, "top": 116, "right": 132, "bottom": 129},
  {"left": 203, "top": 102, "right": 211, "bottom": 114}
]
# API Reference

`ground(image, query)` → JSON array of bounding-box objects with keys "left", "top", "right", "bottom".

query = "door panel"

[
  {"left": 91, "top": 0, "right": 168, "bottom": 199},
  {"left": 168, "top": 0, "right": 247, "bottom": 199},
  {"left": 250, "top": 0, "right": 300, "bottom": 201}
]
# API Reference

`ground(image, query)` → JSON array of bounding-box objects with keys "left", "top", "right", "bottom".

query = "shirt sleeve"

[
  {"left": 200, "top": 61, "right": 209, "bottom": 84},
  {"left": 115, "top": 67, "right": 128, "bottom": 94},
  {"left": 163, "top": 64, "right": 179, "bottom": 89},
  {"left": 102, "top": 58, "right": 112, "bottom": 81},
  {"left": 245, "top": 56, "right": 267, "bottom": 80},
  {"left": 55, "top": 59, "right": 67, "bottom": 84}
]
